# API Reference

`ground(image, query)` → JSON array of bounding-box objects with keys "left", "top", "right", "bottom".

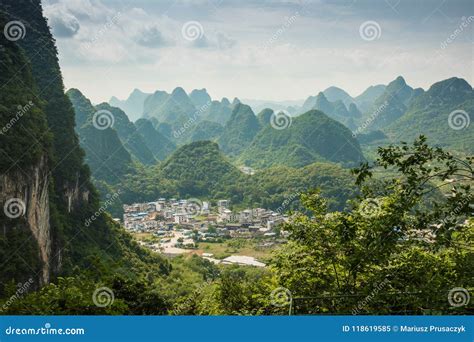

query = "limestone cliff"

[{"left": 0, "top": 157, "right": 50, "bottom": 285}]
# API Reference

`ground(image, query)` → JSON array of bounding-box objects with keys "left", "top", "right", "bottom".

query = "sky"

[{"left": 43, "top": 0, "right": 474, "bottom": 104}]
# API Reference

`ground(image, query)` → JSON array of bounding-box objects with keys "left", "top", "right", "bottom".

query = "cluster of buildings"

[{"left": 122, "top": 198, "right": 287, "bottom": 240}]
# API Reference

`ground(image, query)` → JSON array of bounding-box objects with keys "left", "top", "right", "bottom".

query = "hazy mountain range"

[{"left": 105, "top": 76, "right": 472, "bottom": 155}]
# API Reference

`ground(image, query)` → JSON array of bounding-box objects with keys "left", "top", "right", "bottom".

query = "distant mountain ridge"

[
  {"left": 385, "top": 77, "right": 473, "bottom": 153},
  {"left": 239, "top": 109, "right": 365, "bottom": 168},
  {"left": 67, "top": 89, "right": 134, "bottom": 184},
  {"left": 106, "top": 75, "right": 473, "bottom": 159},
  {"left": 109, "top": 88, "right": 151, "bottom": 122}
]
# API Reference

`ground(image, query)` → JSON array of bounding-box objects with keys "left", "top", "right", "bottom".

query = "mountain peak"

[
  {"left": 221, "top": 97, "right": 231, "bottom": 106},
  {"left": 67, "top": 88, "right": 85, "bottom": 98},
  {"left": 189, "top": 88, "right": 211, "bottom": 107},
  {"left": 393, "top": 75, "right": 407, "bottom": 86},
  {"left": 219, "top": 103, "right": 260, "bottom": 156},
  {"left": 323, "top": 86, "right": 353, "bottom": 104},
  {"left": 385, "top": 76, "right": 413, "bottom": 98},
  {"left": 315, "top": 92, "right": 331, "bottom": 107},
  {"left": 316, "top": 91, "right": 327, "bottom": 99},
  {"left": 429, "top": 77, "right": 472, "bottom": 92},
  {"left": 425, "top": 77, "right": 473, "bottom": 100},
  {"left": 171, "top": 87, "right": 187, "bottom": 97},
  {"left": 257, "top": 108, "right": 274, "bottom": 125}
]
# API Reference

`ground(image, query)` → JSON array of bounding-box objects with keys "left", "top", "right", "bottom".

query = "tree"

[{"left": 271, "top": 136, "right": 473, "bottom": 314}]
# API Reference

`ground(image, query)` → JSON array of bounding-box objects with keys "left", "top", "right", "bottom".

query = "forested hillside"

[{"left": 0, "top": 0, "right": 169, "bottom": 300}]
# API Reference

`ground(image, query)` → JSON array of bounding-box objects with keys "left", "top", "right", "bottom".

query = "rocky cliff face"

[
  {"left": 1, "top": 0, "right": 94, "bottom": 286},
  {"left": 0, "top": 156, "right": 50, "bottom": 285}
]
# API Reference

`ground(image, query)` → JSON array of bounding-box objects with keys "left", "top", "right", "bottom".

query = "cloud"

[
  {"left": 189, "top": 32, "right": 237, "bottom": 50},
  {"left": 216, "top": 32, "right": 236, "bottom": 49},
  {"left": 45, "top": 5, "right": 81, "bottom": 38},
  {"left": 191, "top": 35, "right": 210, "bottom": 48},
  {"left": 136, "top": 26, "right": 169, "bottom": 48},
  {"left": 44, "top": 0, "right": 473, "bottom": 104}
]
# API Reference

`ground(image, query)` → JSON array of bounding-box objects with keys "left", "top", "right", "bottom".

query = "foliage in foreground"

[{"left": 2, "top": 137, "right": 472, "bottom": 315}]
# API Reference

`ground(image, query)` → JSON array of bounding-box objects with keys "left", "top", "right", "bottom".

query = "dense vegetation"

[
  {"left": 95, "top": 103, "right": 156, "bottom": 165},
  {"left": 0, "top": 15, "right": 50, "bottom": 286},
  {"left": 67, "top": 89, "right": 135, "bottom": 183},
  {"left": 1, "top": 0, "right": 472, "bottom": 316},
  {"left": 0, "top": 0, "right": 169, "bottom": 300},
  {"left": 3, "top": 137, "right": 471, "bottom": 315},
  {"left": 218, "top": 103, "right": 261, "bottom": 156},
  {"left": 135, "top": 118, "right": 175, "bottom": 161},
  {"left": 239, "top": 110, "right": 365, "bottom": 168},
  {"left": 386, "top": 77, "right": 473, "bottom": 154},
  {"left": 101, "top": 140, "right": 358, "bottom": 217}
]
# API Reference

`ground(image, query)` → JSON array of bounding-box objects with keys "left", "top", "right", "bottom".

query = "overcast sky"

[{"left": 43, "top": 0, "right": 473, "bottom": 103}]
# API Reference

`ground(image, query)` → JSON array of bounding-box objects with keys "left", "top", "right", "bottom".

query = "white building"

[
  {"left": 217, "top": 200, "right": 229, "bottom": 213},
  {"left": 174, "top": 213, "right": 189, "bottom": 224},
  {"left": 221, "top": 255, "right": 265, "bottom": 267}
]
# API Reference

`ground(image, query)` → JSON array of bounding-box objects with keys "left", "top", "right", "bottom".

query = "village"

[{"left": 120, "top": 198, "right": 288, "bottom": 267}]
